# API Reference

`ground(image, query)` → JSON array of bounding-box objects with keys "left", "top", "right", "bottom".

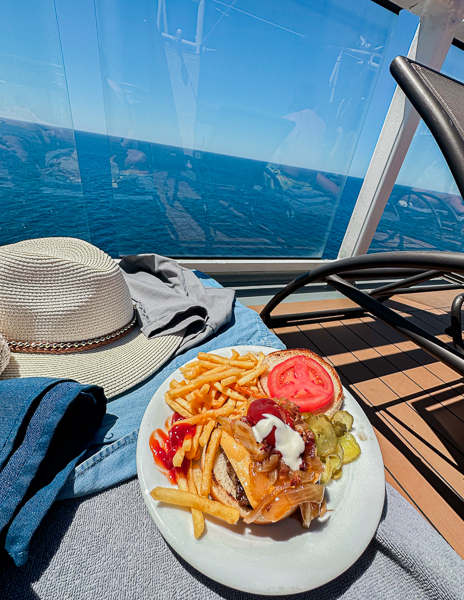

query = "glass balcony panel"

[
  {"left": 95, "top": 0, "right": 397, "bottom": 258},
  {"left": 0, "top": 1, "right": 90, "bottom": 246},
  {"left": 369, "top": 45, "right": 464, "bottom": 254}
]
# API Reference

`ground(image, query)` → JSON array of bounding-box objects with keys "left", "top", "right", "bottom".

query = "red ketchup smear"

[
  {"left": 247, "top": 398, "right": 294, "bottom": 446},
  {"left": 149, "top": 412, "right": 196, "bottom": 484}
]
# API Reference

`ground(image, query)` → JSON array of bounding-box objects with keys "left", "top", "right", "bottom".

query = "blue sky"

[
  {"left": 57, "top": 0, "right": 403, "bottom": 176},
  {"left": 2, "top": 0, "right": 462, "bottom": 190}
]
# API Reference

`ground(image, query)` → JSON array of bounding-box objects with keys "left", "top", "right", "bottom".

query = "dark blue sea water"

[{"left": 1, "top": 121, "right": 462, "bottom": 259}]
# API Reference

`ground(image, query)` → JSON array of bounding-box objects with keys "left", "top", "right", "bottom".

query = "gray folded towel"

[
  {"left": 119, "top": 254, "right": 235, "bottom": 355},
  {"left": 1, "top": 480, "right": 463, "bottom": 599}
]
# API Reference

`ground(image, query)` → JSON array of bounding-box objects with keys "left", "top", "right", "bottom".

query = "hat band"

[{"left": 5, "top": 312, "right": 138, "bottom": 354}]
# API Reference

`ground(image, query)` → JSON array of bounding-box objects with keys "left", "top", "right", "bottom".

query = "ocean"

[{"left": 1, "top": 123, "right": 462, "bottom": 259}]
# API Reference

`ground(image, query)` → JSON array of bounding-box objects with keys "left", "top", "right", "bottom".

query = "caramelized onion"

[
  {"left": 284, "top": 484, "right": 324, "bottom": 506},
  {"left": 243, "top": 489, "right": 281, "bottom": 524},
  {"left": 217, "top": 416, "right": 233, "bottom": 435},
  {"left": 300, "top": 502, "right": 312, "bottom": 528},
  {"left": 301, "top": 499, "right": 324, "bottom": 527},
  {"left": 254, "top": 454, "right": 279, "bottom": 472},
  {"left": 268, "top": 468, "right": 278, "bottom": 485},
  {"left": 232, "top": 420, "right": 269, "bottom": 461},
  {"left": 304, "top": 455, "right": 324, "bottom": 474},
  {"left": 320, "top": 497, "right": 327, "bottom": 518},
  {"left": 296, "top": 470, "right": 320, "bottom": 484}
]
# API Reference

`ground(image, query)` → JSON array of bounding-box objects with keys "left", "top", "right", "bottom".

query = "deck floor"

[{"left": 251, "top": 289, "right": 464, "bottom": 558}]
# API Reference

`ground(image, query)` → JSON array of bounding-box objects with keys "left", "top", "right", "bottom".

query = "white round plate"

[{"left": 137, "top": 346, "right": 385, "bottom": 595}]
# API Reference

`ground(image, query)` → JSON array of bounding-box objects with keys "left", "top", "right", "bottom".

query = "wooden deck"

[{"left": 250, "top": 289, "right": 464, "bottom": 559}]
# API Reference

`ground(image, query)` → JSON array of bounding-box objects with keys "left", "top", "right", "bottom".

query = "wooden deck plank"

[
  {"left": 250, "top": 298, "right": 357, "bottom": 316},
  {"left": 379, "top": 407, "right": 464, "bottom": 497},
  {"left": 374, "top": 426, "right": 464, "bottom": 558},
  {"left": 359, "top": 315, "right": 464, "bottom": 423},
  {"left": 398, "top": 289, "right": 464, "bottom": 309}
]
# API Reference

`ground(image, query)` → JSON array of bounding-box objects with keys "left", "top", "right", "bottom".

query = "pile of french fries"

[{"left": 150, "top": 349, "right": 267, "bottom": 538}]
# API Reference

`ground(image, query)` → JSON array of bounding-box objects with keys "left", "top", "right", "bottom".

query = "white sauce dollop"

[{"left": 252, "top": 413, "right": 305, "bottom": 471}]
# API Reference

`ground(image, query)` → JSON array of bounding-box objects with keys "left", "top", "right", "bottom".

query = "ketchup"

[
  {"left": 247, "top": 398, "right": 294, "bottom": 446},
  {"left": 149, "top": 412, "right": 195, "bottom": 484}
]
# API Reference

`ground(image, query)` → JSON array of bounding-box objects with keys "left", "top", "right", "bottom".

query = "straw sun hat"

[{"left": 0, "top": 237, "right": 184, "bottom": 398}]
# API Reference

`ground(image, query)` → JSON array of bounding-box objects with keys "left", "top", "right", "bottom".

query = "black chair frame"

[{"left": 260, "top": 252, "right": 464, "bottom": 376}]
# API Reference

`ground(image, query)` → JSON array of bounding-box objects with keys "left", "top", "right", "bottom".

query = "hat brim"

[{"left": 0, "top": 328, "right": 184, "bottom": 399}]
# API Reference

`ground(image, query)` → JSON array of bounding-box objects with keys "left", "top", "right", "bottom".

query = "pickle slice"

[
  {"left": 320, "top": 459, "right": 333, "bottom": 485},
  {"left": 331, "top": 411, "right": 354, "bottom": 432},
  {"left": 331, "top": 421, "right": 347, "bottom": 437},
  {"left": 332, "top": 467, "right": 343, "bottom": 480},
  {"left": 304, "top": 414, "right": 338, "bottom": 460},
  {"left": 339, "top": 432, "right": 361, "bottom": 464}
]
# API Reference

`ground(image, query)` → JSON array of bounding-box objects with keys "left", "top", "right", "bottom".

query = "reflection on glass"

[
  {"left": 95, "top": 0, "right": 396, "bottom": 257},
  {"left": 370, "top": 45, "right": 464, "bottom": 254},
  {"left": 0, "top": 1, "right": 90, "bottom": 246}
]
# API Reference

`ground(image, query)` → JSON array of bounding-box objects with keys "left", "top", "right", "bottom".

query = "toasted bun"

[
  {"left": 258, "top": 348, "right": 344, "bottom": 418},
  {"left": 209, "top": 451, "right": 297, "bottom": 524}
]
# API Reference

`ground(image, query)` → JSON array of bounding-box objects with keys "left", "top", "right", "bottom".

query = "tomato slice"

[{"left": 267, "top": 355, "right": 334, "bottom": 413}]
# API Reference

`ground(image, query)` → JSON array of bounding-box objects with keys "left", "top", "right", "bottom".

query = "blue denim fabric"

[
  {"left": 58, "top": 273, "right": 285, "bottom": 499},
  {"left": 0, "top": 378, "right": 106, "bottom": 566}
]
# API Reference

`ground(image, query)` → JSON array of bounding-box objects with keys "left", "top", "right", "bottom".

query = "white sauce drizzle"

[{"left": 252, "top": 414, "right": 305, "bottom": 471}]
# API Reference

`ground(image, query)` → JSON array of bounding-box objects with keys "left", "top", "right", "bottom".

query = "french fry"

[
  {"left": 172, "top": 446, "right": 185, "bottom": 467},
  {"left": 187, "top": 466, "right": 205, "bottom": 538},
  {"left": 197, "top": 352, "right": 231, "bottom": 364},
  {"left": 245, "top": 352, "right": 258, "bottom": 364},
  {"left": 197, "top": 353, "right": 255, "bottom": 369},
  {"left": 168, "top": 368, "right": 243, "bottom": 398},
  {"left": 199, "top": 419, "right": 216, "bottom": 447},
  {"left": 192, "top": 389, "right": 205, "bottom": 402},
  {"left": 174, "top": 394, "right": 195, "bottom": 413},
  {"left": 230, "top": 349, "right": 240, "bottom": 360},
  {"left": 200, "top": 383, "right": 210, "bottom": 394},
  {"left": 177, "top": 474, "right": 188, "bottom": 491},
  {"left": 151, "top": 487, "right": 239, "bottom": 524},
  {"left": 186, "top": 423, "right": 203, "bottom": 459},
  {"left": 192, "top": 464, "right": 203, "bottom": 493},
  {"left": 234, "top": 383, "right": 257, "bottom": 397},
  {"left": 212, "top": 393, "right": 227, "bottom": 408},
  {"left": 170, "top": 379, "right": 182, "bottom": 389},
  {"left": 221, "top": 387, "right": 247, "bottom": 402},
  {"left": 182, "top": 368, "right": 202, "bottom": 380},
  {"left": 170, "top": 400, "right": 236, "bottom": 428},
  {"left": 237, "top": 364, "right": 268, "bottom": 386},
  {"left": 182, "top": 435, "right": 192, "bottom": 453},
  {"left": 179, "top": 360, "right": 200, "bottom": 372},
  {"left": 221, "top": 375, "right": 237, "bottom": 387},
  {"left": 257, "top": 351, "right": 265, "bottom": 367},
  {"left": 201, "top": 428, "right": 222, "bottom": 496},
  {"left": 164, "top": 393, "right": 193, "bottom": 419},
  {"left": 198, "top": 360, "right": 229, "bottom": 370}
]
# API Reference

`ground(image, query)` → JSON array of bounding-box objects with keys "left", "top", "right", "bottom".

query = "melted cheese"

[{"left": 220, "top": 430, "right": 259, "bottom": 507}]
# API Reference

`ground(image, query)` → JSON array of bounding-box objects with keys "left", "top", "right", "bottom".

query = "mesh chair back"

[{"left": 390, "top": 56, "right": 464, "bottom": 199}]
